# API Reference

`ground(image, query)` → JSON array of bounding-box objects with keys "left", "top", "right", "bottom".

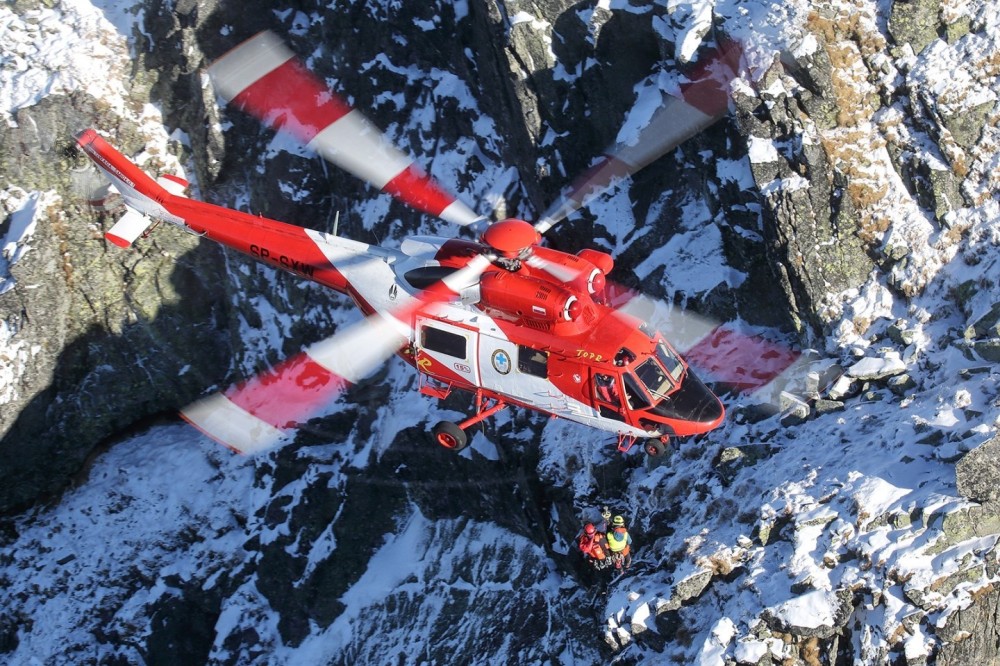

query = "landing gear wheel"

[
  {"left": 433, "top": 421, "right": 468, "bottom": 451},
  {"left": 644, "top": 439, "right": 667, "bottom": 457}
]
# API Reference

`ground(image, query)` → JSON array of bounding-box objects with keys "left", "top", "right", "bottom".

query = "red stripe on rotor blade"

[
  {"left": 105, "top": 233, "right": 131, "bottom": 248},
  {"left": 224, "top": 354, "right": 349, "bottom": 430},
  {"left": 231, "top": 59, "right": 353, "bottom": 144},
  {"left": 679, "top": 76, "right": 730, "bottom": 117},
  {"left": 678, "top": 41, "right": 743, "bottom": 117},
  {"left": 604, "top": 281, "right": 798, "bottom": 394},
  {"left": 382, "top": 164, "right": 458, "bottom": 217},
  {"left": 683, "top": 327, "right": 800, "bottom": 393}
]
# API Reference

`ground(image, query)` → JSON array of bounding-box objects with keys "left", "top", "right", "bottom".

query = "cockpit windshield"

[
  {"left": 617, "top": 332, "right": 688, "bottom": 411},
  {"left": 628, "top": 341, "right": 685, "bottom": 404},
  {"left": 622, "top": 373, "right": 650, "bottom": 410},
  {"left": 634, "top": 358, "right": 672, "bottom": 400},
  {"left": 656, "top": 341, "right": 685, "bottom": 382}
]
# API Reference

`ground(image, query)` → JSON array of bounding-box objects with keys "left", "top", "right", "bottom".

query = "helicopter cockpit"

[{"left": 594, "top": 336, "right": 723, "bottom": 436}]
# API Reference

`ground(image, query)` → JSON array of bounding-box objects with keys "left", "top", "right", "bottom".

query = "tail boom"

[
  {"left": 77, "top": 128, "right": 355, "bottom": 295},
  {"left": 76, "top": 129, "right": 184, "bottom": 246}
]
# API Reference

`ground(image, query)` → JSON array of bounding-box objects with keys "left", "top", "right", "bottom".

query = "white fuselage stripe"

[{"left": 303, "top": 228, "right": 417, "bottom": 328}]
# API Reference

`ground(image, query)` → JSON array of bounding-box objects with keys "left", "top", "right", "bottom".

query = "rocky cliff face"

[
  {"left": 0, "top": 0, "right": 789, "bottom": 511},
  {"left": 0, "top": 89, "right": 233, "bottom": 510},
  {"left": 1, "top": 0, "right": 999, "bottom": 664}
]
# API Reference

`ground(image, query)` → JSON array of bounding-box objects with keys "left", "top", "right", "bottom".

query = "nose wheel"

[{"left": 432, "top": 421, "right": 469, "bottom": 451}]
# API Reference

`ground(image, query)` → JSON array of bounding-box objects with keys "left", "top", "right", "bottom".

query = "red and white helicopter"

[{"left": 77, "top": 31, "right": 783, "bottom": 458}]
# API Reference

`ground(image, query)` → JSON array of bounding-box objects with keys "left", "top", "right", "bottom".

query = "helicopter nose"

[
  {"left": 668, "top": 371, "right": 725, "bottom": 426},
  {"left": 681, "top": 370, "right": 726, "bottom": 427}
]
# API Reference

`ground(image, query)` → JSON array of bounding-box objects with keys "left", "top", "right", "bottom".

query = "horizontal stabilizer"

[
  {"left": 77, "top": 129, "right": 185, "bottom": 239},
  {"left": 105, "top": 207, "right": 153, "bottom": 248},
  {"left": 157, "top": 174, "right": 189, "bottom": 197}
]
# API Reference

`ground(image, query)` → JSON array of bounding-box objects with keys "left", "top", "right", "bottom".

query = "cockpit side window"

[
  {"left": 622, "top": 373, "right": 650, "bottom": 410},
  {"left": 594, "top": 373, "right": 625, "bottom": 422},
  {"left": 422, "top": 326, "right": 467, "bottom": 359}
]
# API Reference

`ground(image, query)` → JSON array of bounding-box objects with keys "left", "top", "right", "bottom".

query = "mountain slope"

[{"left": 1, "top": 0, "right": 998, "bottom": 664}]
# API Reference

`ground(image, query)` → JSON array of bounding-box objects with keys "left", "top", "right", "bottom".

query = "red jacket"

[{"left": 578, "top": 532, "right": 608, "bottom": 560}]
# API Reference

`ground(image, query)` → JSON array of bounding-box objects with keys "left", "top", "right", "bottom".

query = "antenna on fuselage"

[{"left": 332, "top": 210, "right": 340, "bottom": 237}]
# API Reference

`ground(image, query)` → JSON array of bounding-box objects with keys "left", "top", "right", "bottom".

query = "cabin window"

[
  {"left": 518, "top": 345, "right": 548, "bottom": 377},
  {"left": 422, "top": 326, "right": 467, "bottom": 359}
]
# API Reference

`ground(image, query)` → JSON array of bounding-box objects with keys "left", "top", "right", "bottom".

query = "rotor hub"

[{"left": 481, "top": 218, "right": 541, "bottom": 258}]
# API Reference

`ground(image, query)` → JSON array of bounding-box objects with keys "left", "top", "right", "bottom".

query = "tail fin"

[{"left": 75, "top": 129, "right": 187, "bottom": 247}]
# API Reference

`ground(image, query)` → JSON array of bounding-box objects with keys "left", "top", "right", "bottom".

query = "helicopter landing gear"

[
  {"left": 433, "top": 421, "right": 468, "bottom": 451},
  {"left": 432, "top": 391, "right": 509, "bottom": 452},
  {"left": 643, "top": 439, "right": 668, "bottom": 457},
  {"left": 618, "top": 433, "right": 671, "bottom": 457}
]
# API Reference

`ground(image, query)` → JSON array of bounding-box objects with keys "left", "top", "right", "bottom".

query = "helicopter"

[{"left": 76, "top": 30, "right": 757, "bottom": 458}]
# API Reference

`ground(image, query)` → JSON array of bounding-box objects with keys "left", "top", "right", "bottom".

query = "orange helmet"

[{"left": 584, "top": 523, "right": 596, "bottom": 535}]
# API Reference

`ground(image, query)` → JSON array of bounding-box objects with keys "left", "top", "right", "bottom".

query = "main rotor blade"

[
  {"left": 606, "top": 283, "right": 801, "bottom": 402},
  {"left": 535, "top": 39, "right": 743, "bottom": 234},
  {"left": 208, "top": 31, "right": 481, "bottom": 227},
  {"left": 181, "top": 253, "right": 493, "bottom": 454},
  {"left": 180, "top": 312, "right": 407, "bottom": 454}
]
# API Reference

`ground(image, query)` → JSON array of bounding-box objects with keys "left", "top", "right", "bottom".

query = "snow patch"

[
  {"left": 768, "top": 589, "right": 839, "bottom": 630},
  {"left": 747, "top": 136, "right": 780, "bottom": 164},
  {"left": 0, "top": 318, "right": 42, "bottom": 406},
  {"left": 0, "top": 0, "right": 142, "bottom": 124},
  {"left": 1, "top": 187, "right": 58, "bottom": 294},
  {"left": 698, "top": 616, "right": 737, "bottom": 664}
]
